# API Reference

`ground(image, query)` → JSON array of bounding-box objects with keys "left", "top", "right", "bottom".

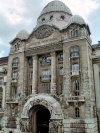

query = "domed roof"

[
  {"left": 67, "top": 15, "right": 86, "bottom": 26},
  {"left": 39, "top": 0, "right": 72, "bottom": 17},
  {"left": 16, "top": 30, "right": 29, "bottom": 40}
]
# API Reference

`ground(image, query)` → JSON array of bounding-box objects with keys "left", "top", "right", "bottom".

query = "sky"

[{"left": 0, "top": 0, "right": 100, "bottom": 58}]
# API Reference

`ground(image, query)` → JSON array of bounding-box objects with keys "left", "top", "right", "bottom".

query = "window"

[
  {"left": 60, "top": 82, "right": 63, "bottom": 90},
  {"left": 50, "top": 15, "right": 53, "bottom": 20},
  {"left": 58, "top": 53, "right": 63, "bottom": 63},
  {"left": 12, "top": 86, "right": 17, "bottom": 99},
  {"left": 12, "top": 58, "right": 19, "bottom": 67},
  {"left": 60, "top": 15, "right": 65, "bottom": 20},
  {"left": 41, "top": 69, "right": 51, "bottom": 81},
  {"left": 70, "top": 47, "right": 79, "bottom": 58},
  {"left": 0, "top": 78, "right": 3, "bottom": 85},
  {"left": 73, "top": 80, "right": 79, "bottom": 96},
  {"left": 0, "top": 103, "right": 2, "bottom": 111},
  {"left": 41, "top": 56, "right": 51, "bottom": 66},
  {"left": 75, "top": 108, "right": 80, "bottom": 118},
  {"left": 59, "top": 67, "right": 64, "bottom": 75},
  {"left": 30, "top": 71, "right": 33, "bottom": 79},
  {"left": 42, "top": 18, "right": 45, "bottom": 22},
  {"left": 30, "top": 85, "right": 32, "bottom": 94},
  {"left": 42, "top": 84, "right": 50, "bottom": 93},
  {"left": 70, "top": 29, "right": 78, "bottom": 38},
  {"left": 12, "top": 72, "right": 18, "bottom": 79},
  {"left": 72, "top": 63, "right": 79, "bottom": 75},
  {"left": 29, "top": 58, "right": 33, "bottom": 67}
]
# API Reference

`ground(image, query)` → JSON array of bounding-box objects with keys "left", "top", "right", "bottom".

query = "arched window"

[
  {"left": 50, "top": 15, "right": 53, "bottom": 20},
  {"left": 12, "top": 58, "right": 19, "bottom": 67},
  {"left": 75, "top": 108, "right": 80, "bottom": 118}
]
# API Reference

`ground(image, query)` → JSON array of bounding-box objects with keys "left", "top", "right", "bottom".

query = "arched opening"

[{"left": 36, "top": 108, "right": 50, "bottom": 133}]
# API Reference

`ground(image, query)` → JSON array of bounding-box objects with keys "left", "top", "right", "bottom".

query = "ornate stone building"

[{"left": 0, "top": 0, "right": 100, "bottom": 133}]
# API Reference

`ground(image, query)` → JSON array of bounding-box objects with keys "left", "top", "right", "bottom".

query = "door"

[{"left": 36, "top": 108, "right": 50, "bottom": 133}]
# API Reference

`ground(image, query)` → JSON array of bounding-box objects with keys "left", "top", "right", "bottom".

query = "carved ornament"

[{"left": 34, "top": 25, "right": 54, "bottom": 39}]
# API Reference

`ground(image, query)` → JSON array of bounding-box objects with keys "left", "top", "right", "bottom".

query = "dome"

[
  {"left": 39, "top": 0, "right": 72, "bottom": 18},
  {"left": 16, "top": 30, "right": 29, "bottom": 40},
  {"left": 67, "top": 15, "right": 86, "bottom": 26}
]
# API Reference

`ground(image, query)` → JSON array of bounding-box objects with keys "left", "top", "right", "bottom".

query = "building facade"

[{"left": 0, "top": 0, "right": 100, "bottom": 133}]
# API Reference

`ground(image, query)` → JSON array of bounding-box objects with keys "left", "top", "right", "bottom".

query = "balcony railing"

[
  {"left": 40, "top": 75, "right": 51, "bottom": 81},
  {"left": 12, "top": 63, "right": 18, "bottom": 68},
  {"left": 6, "top": 98, "right": 18, "bottom": 103},
  {"left": 70, "top": 52, "right": 79, "bottom": 58},
  {"left": 67, "top": 96, "right": 85, "bottom": 102},
  {"left": 71, "top": 71, "right": 79, "bottom": 76}
]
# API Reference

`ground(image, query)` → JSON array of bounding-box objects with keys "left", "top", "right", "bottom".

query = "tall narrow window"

[
  {"left": 0, "top": 78, "right": 3, "bottom": 85},
  {"left": 75, "top": 108, "right": 80, "bottom": 118},
  {"left": 12, "top": 58, "right": 19, "bottom": 67},
  {"left": 73, "top": 80, "right": 79, "bottom": 96},
  {"left": 29, "top": 58, "right": 33, "bottom": 67},
  {"left": 72, "top": 63, "right": 79, "bottom": 75},
  {"left": 30, "top": 71, "right": 33, "bottom": 79},
  {"left": 12, "top": 86, "right": 17, "bottom": 99},
  {"left": 59, "top": 67, "right": 64, "bottom": 75},
  {"left": 70, "top": 47, "right": 79, "bottom": 58},
  {"left": 58, "top": 53, "right": 63, "bottom": 63},
  {"left": 12, "top": 72, "right": 18, "bottom": 79},
  {"left": 41, "top": 56, "right": 51, "bottom": 66}
]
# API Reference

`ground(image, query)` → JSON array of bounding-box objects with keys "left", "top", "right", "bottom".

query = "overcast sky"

[{"left": 0, "top": 0, "right": 100, "bottom": 57}]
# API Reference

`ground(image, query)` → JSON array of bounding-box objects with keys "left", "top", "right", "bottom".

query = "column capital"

[
  {"left": 32, "top": 55, "right": 38, "bottom": 60},
  {"left": 50, "top": 51, "right": 56, "bottom": 56}
]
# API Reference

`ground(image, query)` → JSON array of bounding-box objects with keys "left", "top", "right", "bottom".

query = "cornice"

[{"left": 25, "top": 41, "right": 63, "bottom": 57}]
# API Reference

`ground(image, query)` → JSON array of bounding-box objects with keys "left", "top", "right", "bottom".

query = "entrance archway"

[
  {"left": 20, "top": 94, "right": 63, "bottom": 133},
  {"left": 36, "top": 108, "right": 50, "bottom": 133}
]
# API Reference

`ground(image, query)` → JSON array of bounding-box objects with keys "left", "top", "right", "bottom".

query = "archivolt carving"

[
  {"left": 34, "top": 25, "right": 54, "bottom": 39},
  {"left": 21, "top": 94, "right": 63, "bottom": 120}
]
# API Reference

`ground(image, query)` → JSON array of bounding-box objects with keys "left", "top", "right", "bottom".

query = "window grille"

[{"left": 70, "top": 47, "right": 79, "bottom": 58}]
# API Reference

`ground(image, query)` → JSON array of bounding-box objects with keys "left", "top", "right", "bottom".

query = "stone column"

[
  {"left": 2, "top": 85, "right": 5, "bottom": 109},
  {"left": 51, "top": 52, "right": 57, "bottom": 94},
  {"left": 32, "top": 55, "right": 38, "bottom": 94}
]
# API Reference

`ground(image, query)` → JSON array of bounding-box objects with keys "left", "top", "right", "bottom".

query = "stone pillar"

[
  {"left": 2, "top": 85, "right": 5, "bottom": 109},
  {"left": 93, "top": 64, "right": 100, "bottom": 132},
  {"left": 51, "top": 52, "right": 57, "bottom": 94},
  {"left": 32, "top": 55, "right": 38, "bottom": 94}
]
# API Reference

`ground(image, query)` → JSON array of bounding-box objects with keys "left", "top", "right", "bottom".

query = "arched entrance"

[
  {"left": 36, "top": 108, "right": 50, "bottom": 133},
  {"left": 20, "top": 94, "right": 63, "bottom": 133}
]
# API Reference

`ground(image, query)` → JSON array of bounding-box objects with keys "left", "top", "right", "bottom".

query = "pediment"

[{"left": 30, "top": 25, "right": 56, "bottom": 40}]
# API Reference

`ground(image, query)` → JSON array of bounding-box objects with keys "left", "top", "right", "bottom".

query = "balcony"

[
  {"left": 12, "top": 63, "right": 18, "bottom": 68},
  {"left": 70, "top": 52, "right": 79, "bottom": 59},
  {"left": 71, "top": 71, "right": 79, "bottom": 76},
  {"left": 11, "top": 78, "right": 17, "bottom": 83},
  {"left": 6, "top": 98, "right": 18, "bottom": 104},
  {"left": 7, "top": 117, "right": 16, "bottom": 128},
  {"left": 40, "top": 75, "right": 51, "bottom": 82},
  {"left": 67, "top": 95, "right": 85, "bottom": 102}
]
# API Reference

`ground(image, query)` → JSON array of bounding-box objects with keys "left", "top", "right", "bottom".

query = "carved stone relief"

[{"left": 34, "top": 25, "right": 54, "bottom": 39}]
